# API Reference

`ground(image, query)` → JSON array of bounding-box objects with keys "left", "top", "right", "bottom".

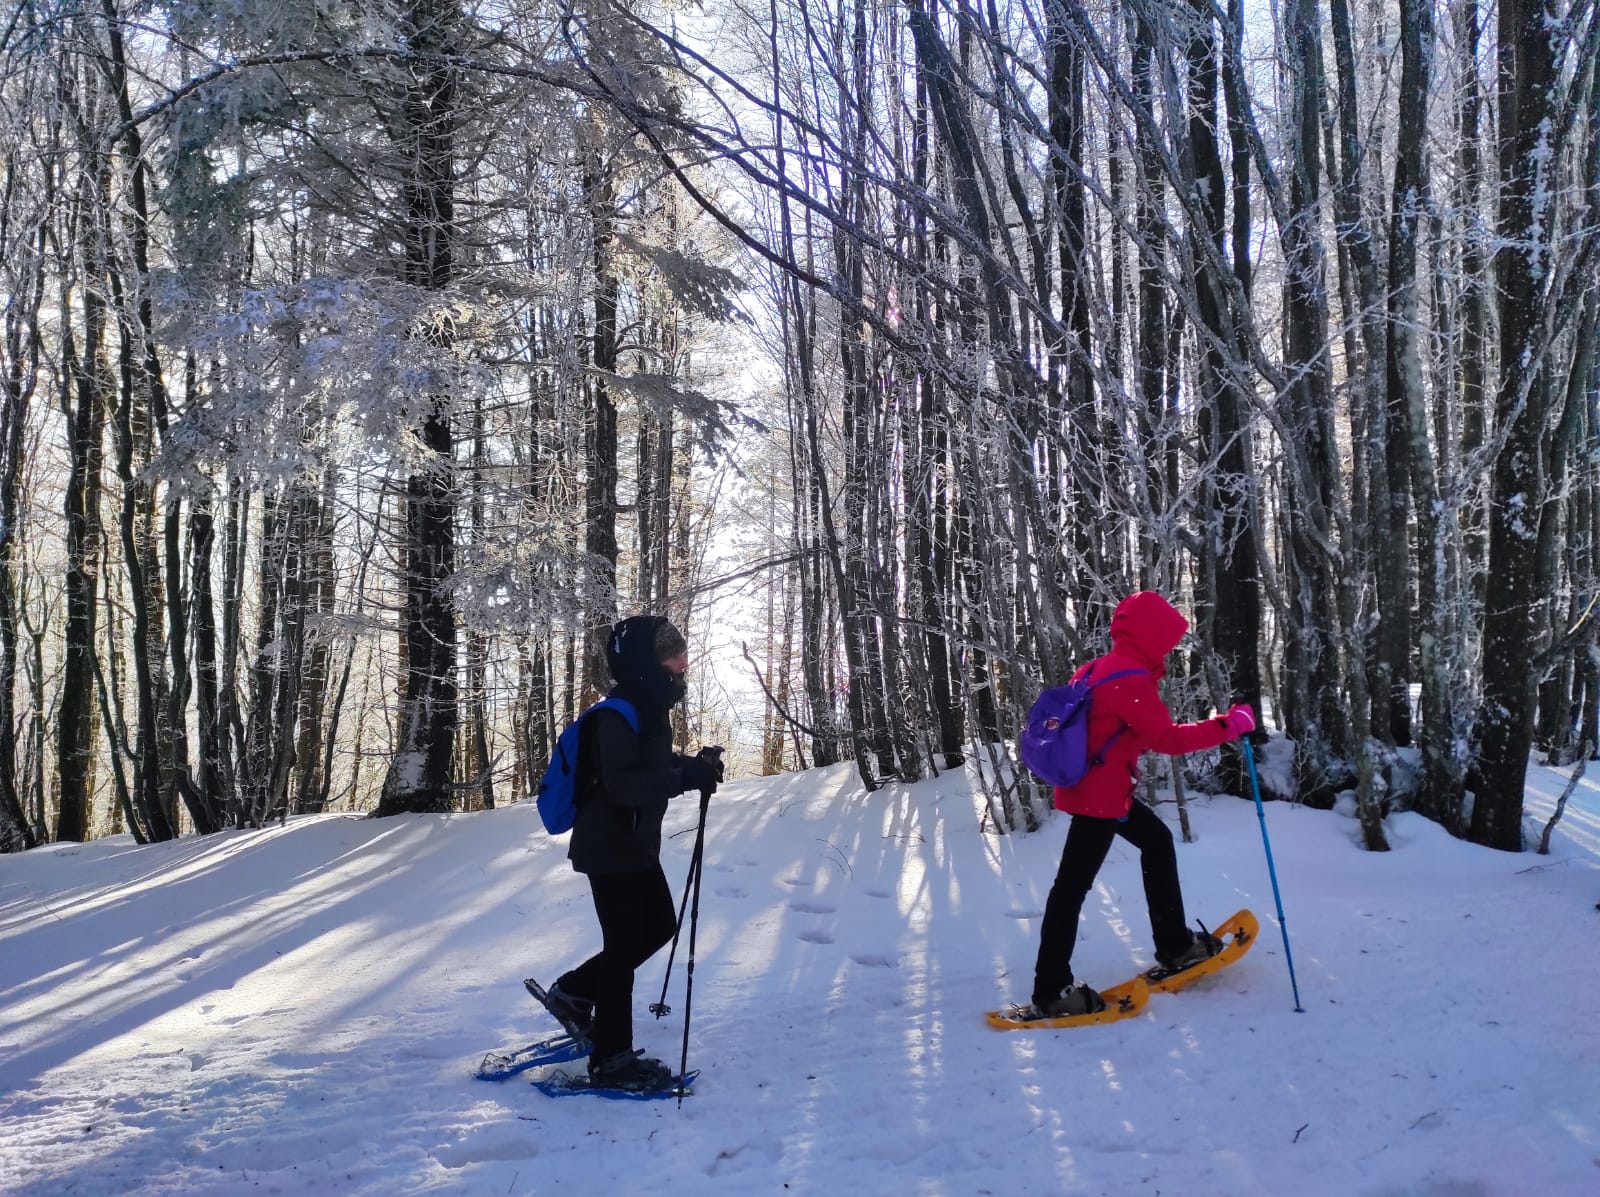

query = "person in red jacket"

[{"left": 1030, "top": 590, "right": 1256, "bottom": 1018}]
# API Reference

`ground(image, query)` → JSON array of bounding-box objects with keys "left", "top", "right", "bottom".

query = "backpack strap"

[
  {"left": 592, "top": 696, "right": 640, "bottom": 730},
  {"left": 574, "top": 698, "right": 640, "bottom": 805},
  {"left": 1082, "top": 668, "right": 1146, "bottom": 770}
]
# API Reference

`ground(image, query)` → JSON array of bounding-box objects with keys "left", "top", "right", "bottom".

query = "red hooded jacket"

[{"left": 1053, "top": 592, "right": 1235, "bottom": 819}]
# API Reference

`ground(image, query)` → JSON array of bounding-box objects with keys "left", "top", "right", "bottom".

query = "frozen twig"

[{"left": 1537, "top": 746, "right": 1591, "bottom": 855}]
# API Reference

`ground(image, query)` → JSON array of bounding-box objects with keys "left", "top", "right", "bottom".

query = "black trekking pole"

[
  {"left": 673, "top": 784, "right": 713, "bottom": 1105},
  {"left": 649, "top": 831, "right": 701, "bottom": 1022},
  {"left": 650, "top": 750, "right": 722, "bottom": 1020}
]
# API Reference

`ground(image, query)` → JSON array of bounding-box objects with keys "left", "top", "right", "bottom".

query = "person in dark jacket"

[
  {"left": 538, "top": 615, "right": 723, "bottom": 1090},
  {"left": 1029, "top": 591, "right": 1256, "bottom": 1018}
]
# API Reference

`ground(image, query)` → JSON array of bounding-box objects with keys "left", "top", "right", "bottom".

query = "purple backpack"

[{"left": 1018, "top": 667, "right": 1143, "bottom": 787}]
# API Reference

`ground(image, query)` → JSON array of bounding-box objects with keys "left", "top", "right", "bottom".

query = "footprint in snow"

[
  {"left": 850, "top": 952, "right": 898, "bottom": 968},
  {"left": 788, "top": 901, "right": 835, "bottom": 914},
  {"left": 1004, "top": 908, "right": 1043, "bottom": 919},
  {"left": 797, "top": 929, "right": 835, "bottom": 945},
  {"left": 716, "top": 886, "right": 748, "bottom": 899}
]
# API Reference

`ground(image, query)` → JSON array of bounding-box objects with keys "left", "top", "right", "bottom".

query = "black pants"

[
  {"left": 559, "top": 864, "right": 678, "bottom": 1060},
  {"left": 1032, "top": 800, "right": 1192, "bottom": 1005}
]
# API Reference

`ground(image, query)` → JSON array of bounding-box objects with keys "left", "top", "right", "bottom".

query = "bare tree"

[
  {"left": 1471, "top": 0, "right": 1591, "bottom": 848},
  {"left": 378, "top": 0, "right": 464, "bottom": 816}
]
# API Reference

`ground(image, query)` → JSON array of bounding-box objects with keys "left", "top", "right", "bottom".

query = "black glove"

[
  {"left": 696, "top": 746, "right": 726, "bottom": 783},
  {"left": 681, "top": 759, "right": 720, "bottom": 796}
]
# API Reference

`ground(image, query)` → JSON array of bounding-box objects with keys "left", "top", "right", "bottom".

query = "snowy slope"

[{"left": 1, "top": 756, "right": 1597, "bottom": 1196}]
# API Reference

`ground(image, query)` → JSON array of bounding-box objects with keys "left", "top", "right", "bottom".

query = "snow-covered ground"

[{"left": 2, "top": 753, "right": 1597, "bottom": 1196}]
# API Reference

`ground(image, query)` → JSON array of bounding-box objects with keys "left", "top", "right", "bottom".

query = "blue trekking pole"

[{"left": 1240, "top": 735, "right": 1305, "bottom": 1012}]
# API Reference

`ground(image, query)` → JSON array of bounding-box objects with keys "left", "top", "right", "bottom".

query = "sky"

[{"left": 1, "top": 750, "right": 1597, "bottom": 1195}]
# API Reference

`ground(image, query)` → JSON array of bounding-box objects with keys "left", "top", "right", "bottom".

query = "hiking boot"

[
  {"left": 1031, "top": 982, "right": 1108, "bottom": 1018},
  {"left": 524, "top": 978, "right": 594, "bottom": 1043},
  {"left": 587, "top": 1049, "right": 675, "bottom": 1093},
  {"left": 1155, "top": 926, "right": 1225, "bottom": 974}
]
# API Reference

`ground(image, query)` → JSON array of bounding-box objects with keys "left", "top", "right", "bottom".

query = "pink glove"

[{"left": 1223, "top": 703, "right": 1256, "bottom": 738}]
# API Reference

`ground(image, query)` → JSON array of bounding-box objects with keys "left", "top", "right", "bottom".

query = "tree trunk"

[
  {"left": 466, "top": 392, "right": 494, "bottom": 810},
  {"left": 1470, "top": 0, "right": 1562, "bottom": 849},
  {"left": 1131, "top": 5, "right": 1169, "bottom": 580},
  {"left": 219, "top": 479, "right": 248, "bottom": 821},
  {"left": 1534, "top": 286, "right": 1598, "bottom": 761},
  {"left": 55, "top": 135, "right": 115, "bottom": 845},
  {"left": 377, "top": 0, "right": 461, "bottom": 816},
  {"left": 1389, "top": 0, "right": 1459, "bottom": 822},
  {"left": 1051, "top": 2, "right": 1110, "bottom": 633},
  {"left": 169, "top": 358, "right": 223, "bottom": 832},
  {"left": 97, "top": 0, "right": 193, "bottom": 841},
  {"left": 0, "top": 257, "right": 39, "bottom": 852},
  {"left": 1378, "top": 0, "right": 1439, "bottom": 753},
  {"left": 189, "top": 484, "right": 233, "bottom": 819},
  {"left": 1280, "top": 0, "right": 1362, "bottom": 809},
  {"left": 768, "top": 25, "right": 851, "bottom": 774},
  {"left": 1188, "top": 0, "right": 1262, "bottom": 738},
  {"left": 1327, "top": 0, "right": 1395, "bottom": 745},
  {"left": 1454, "top": 0, "right": 1489, "bottom": 595},
  {"left": 292, "top": 465, "right": 337, "bottom": 814},
  {"left": 584, "top": 153, "right": 620, "bottom": 691},
  {"left": 241, "top": 492, "right": 289, "bottom": 826}
]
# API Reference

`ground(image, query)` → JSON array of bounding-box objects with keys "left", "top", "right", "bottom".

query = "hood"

[
  {"left": 606, "top": 615, "right": 664, "bottom": 685},
  {"left": 605, "top": 614, "right": 687, "bottom": 713},
  {"left": 1109, "top": 591, "right": 1189, "bottom": 672}
]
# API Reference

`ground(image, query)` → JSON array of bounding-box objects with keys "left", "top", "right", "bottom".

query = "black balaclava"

[{"left": 605, "top": 615, "right": 688, "bottom": 715}]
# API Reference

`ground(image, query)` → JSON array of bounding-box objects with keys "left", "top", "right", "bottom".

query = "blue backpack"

[
  {"left": 1017, "top": 667, "right": 1142, "bottom": 787},
  {"left": 535, "top": 697, "right": 639, "bottom": 834}
]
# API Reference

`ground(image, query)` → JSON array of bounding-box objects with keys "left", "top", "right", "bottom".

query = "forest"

[{"left": 0, "top": 0, "right": 1594, "bottom": 856}]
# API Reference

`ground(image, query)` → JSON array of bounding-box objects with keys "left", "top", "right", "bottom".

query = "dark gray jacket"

[{"left": 567, "top": 707, "right": 695, "bottom": 875}]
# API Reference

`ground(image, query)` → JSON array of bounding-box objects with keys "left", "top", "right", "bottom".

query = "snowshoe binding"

[
  {"left": 986, "top": 977, "right": 1150, "bottom": 1030},
  {"left": 1142, "top": 910, "right": 1258, "bottom": 993},
  {"left": 524, "top": 977, "right": 595, "bottom": 1046},
  {"left": 586, "top": 1049, "right": 675, "bottom": 1093}
]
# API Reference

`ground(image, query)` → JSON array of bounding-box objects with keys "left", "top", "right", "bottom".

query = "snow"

[{"left": 3, "top": 755, "right": 1599, "bottom": 1196}]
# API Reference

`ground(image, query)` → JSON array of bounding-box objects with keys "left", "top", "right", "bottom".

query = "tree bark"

[
  {"left": 583, "top": 152, "right": 620, "bottom": 697},
  {"left": 1280, "top": 0, "right": 1363, "bottom": 817},
  {"left": 377, "top": 0, "right": 461, "bottom": 816},
  {"left": 1470, "top": 0, "right": 1562, "bottom": 849},
  {"left": 1188, "top": 0, "right": 1262, "bottom": 741},
  {"left": 0, "top": 228, "right": 42, "bottom": 852},
  {"left": 1454, "top": 0, "right": 1489, "bottom": 595},
  {"left": 1327, "top": 0, "right": 1396, "bottom": 745},
  {"left": 1389, "top": 0, "right": 1460, "bottom": 823}
]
